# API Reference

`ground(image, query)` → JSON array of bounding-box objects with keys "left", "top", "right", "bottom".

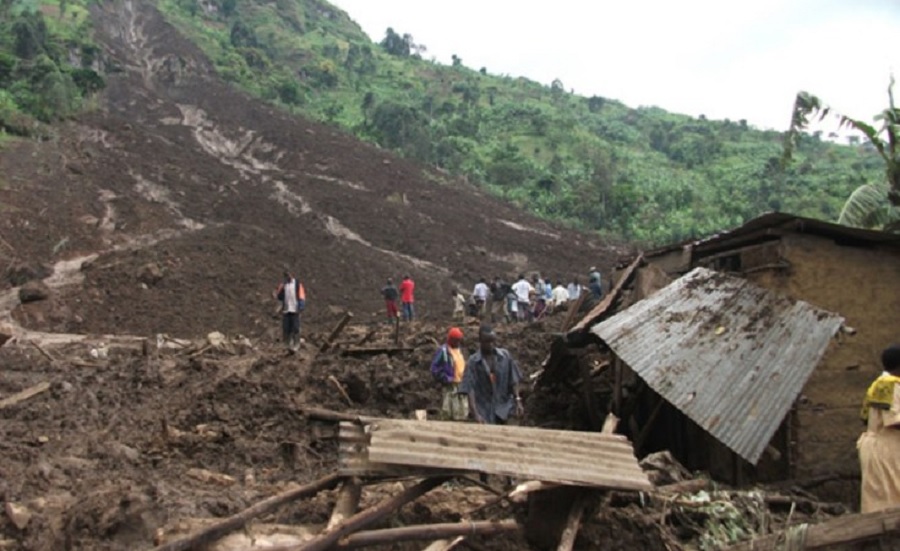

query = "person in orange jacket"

[{"left": 273, "top": 269, "right": 305, "bottom": 352}]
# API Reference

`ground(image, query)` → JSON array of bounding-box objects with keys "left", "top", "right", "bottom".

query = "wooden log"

[
  {"left": 334, "top": 520, "right": 520, "bottom": 549},
  {"left": 151, "top": 472, "right": 342, "bottom": 551},
  {"left": 269, "top": 477, "right": 449, "bottom": 551},
  {"left": 326, "top": 478, "right": 362, "bottom": 530},
  {"left": 342, "top": 346, "right": 413, "bottom": 356},
  {"left": 0, "top": 381, "right": 51, "bottom": 410},
  {"left": 561, "top": 291, "right": 587, "bottom": 332},
  {"left": 320, "top": 312, "right": 354, "bottom": 352},
  {"left": 301, "top": 406, "right": 373, "bottom": 424},
  {"left": 725, "top": 506, "right": 900, "bottom": 549},
  {"left": 556, "top": 495, "right": 587, "bottom": 551}
]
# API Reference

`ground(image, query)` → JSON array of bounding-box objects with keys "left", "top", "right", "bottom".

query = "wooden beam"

[
  {"left": 320, "top": 312, "right": 354, "bottom": 352},
  {"left": 723, "top": 506, "right": 900, "bottom": 550},
  {"left": 151, "top": 473, "right": 341, "bottom": 551},
  {"left": 334, "top": 520, "right": 519, "bottom": 549},
  {"left": 0, "top": 381, "right": 51, "bottom": 410},
  {"left": 268, "top": 477, "right": 449, "bottom": 551}
]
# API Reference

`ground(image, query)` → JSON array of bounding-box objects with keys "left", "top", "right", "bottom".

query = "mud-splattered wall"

[{"left": 745, "top": 233, "right": 900, "bottom": 504}]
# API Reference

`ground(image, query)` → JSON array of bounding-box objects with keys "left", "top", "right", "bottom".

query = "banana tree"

[{"left": 782, "top": 78, "right": 900, "bottom": 230}]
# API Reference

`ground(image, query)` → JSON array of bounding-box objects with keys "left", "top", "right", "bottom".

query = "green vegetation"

[
  {"left": 0, "top": 0, "right": 104, "bottom": 136},
  {"left": 784, "top": 82, "right": 900, "bottom": 231},
  {"left": 0, "top": 0, "right": 882, "bottom": 244}
]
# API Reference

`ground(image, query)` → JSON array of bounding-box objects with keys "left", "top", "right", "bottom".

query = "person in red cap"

[{"left": 430, "top": 326, "right": 469, "bottom": 420}]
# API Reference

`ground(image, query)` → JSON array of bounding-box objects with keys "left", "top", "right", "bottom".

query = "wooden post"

[
  {"left": 327, "top": 478, "right": 362, "bottom": 530},
  {"left": 152, "top": 473, "right": 341, "bottom": 551},
  {"left": 320, "top": 312, "right": 354, "bottom": 352},
  {"left": 612, "top": 356, "right": 623, "bottom": 416},
  {"left": 633, "top": 394, "right": 665, "bottom": 454},
  {"left": 556, "top": 494, "right": 587, "bottom": 551},
  {"left": 271, "top": 477, "right": 449, "bottom": 551},
  {"left": 333, "top": 520, "right": 520, "bottom": 549},
  {"left": 580, "top": 360, "right": 602, "bottom": 431}
]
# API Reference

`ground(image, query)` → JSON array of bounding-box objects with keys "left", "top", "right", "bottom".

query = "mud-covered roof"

[
  {"left": 591, "top": 267, "right": 844, "bottom": 464},
  {"left": 642, "top": 212, "right": 900, "bottom": 263}
]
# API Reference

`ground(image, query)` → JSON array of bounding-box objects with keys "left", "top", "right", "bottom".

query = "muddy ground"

[{"left": 0, "top": 0, "right": 876, "bottom": 548}]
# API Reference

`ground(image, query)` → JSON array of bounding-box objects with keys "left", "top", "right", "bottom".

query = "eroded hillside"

[{"left": 0, "top": 0, "right": 616, "bottom": 340}]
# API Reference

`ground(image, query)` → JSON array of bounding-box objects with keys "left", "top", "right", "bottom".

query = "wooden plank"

[
  {"left": 556, "top": 494, "right": 587, "bottom": 551},
  {"left": 342, "top": 346, "right": 413, "bottom": 356},
  {"left": 568, "top": 253, "right": 643, "bottom": 333},
  {"left": 0, "top": 381, "right": 51, "bottom": 410},
  {"left": 367, "top": 419, "right": 651, "bottom": 492},
  {"left": 725, "top": 506, "right": 900, "bottom": 550}
]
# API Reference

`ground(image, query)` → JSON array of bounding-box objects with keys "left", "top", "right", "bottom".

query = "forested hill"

[{"left": 1, "top": 0, "right": 884, "bottom": 243}]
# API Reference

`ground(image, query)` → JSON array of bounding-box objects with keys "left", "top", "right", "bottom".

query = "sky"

[{"left": 329, "top": 0, "right": 900, "bottom": 133}]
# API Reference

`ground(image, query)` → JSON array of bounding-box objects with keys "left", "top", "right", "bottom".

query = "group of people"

[
  {"left": 380, "top": 275, "right": 417, "bottom": 322},
  {"left": 456, "top": 267, "right": 604, "bottom": 324}
]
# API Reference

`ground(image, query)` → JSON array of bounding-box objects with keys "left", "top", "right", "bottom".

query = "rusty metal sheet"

[
  {"left": 592, "top": 267, "right": 843, "bottom": 464},
  {"left": 366, "top": 419, "right": 651, "bottom": 491},
  {"left": 337, "top": 422, "right": 460, "bottom": 477}
]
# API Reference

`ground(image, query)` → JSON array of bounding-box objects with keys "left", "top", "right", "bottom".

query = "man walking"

[
  {"left": 381, "top": 278, "right": 399, "bottom": 323},
  {"left": 511, "top": 274, "right": 533, "bottom": 323},
  {"left": 472, "top": 277, "right": 490, "bottom": 318},
  {"left": 460, "top": 325, "right": 524, "bottom": 425},
  {"left": 489, "top": 276, "right": 509, "bottom": 323},
  {"left": 398, "top": 274, "right": 416, "bottom": 321},
  {"left": 273, "top": 269, "right": 305, "bottom": 352},
  {"left": 430, "top": 327, "right": 469, "bottom": 420}
]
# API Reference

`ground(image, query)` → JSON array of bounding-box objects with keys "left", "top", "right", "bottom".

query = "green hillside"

[{"left": 0, "top": 0, "right": 884, "bottom": 243}]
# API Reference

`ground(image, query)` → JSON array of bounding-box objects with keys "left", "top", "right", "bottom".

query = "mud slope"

[{"left": 0, "top": 0, "right": 621, "bottom": 338}]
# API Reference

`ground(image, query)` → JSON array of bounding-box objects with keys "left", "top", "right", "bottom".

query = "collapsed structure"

[{"left": 543, "top": 213, "right": 900, "bottom": 505}]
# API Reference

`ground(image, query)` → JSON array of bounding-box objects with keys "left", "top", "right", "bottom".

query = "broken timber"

[
  {"left": 152, "top": 473, "right": 341, "bottom": 551},
  {"left": 341, "top": 345, "right": 413, "bottom": 356},
  {"left": 364, "top": 419, "right": 651, "bottom": 492},
  {"left": 268, "top": 476, "right": 449, "bottom": 551},
  {"left": 320, "top": 312, "right": 353, "bottom": 352},
  {"left": 333, "top": 520, "right": 520, "bottom": 549},
  {"left": 724, "top": 506, "right": 900, "bottom": 550},
  {"left": 0, "top": 381, "right": 51, "bottom": 410}
]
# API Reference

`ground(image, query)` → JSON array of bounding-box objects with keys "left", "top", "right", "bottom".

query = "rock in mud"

[
  {"left": 136, "top": 262, "right": 164, "bottom": 286},
  {"left": 4, "top": 501, "right": 32, "bottom": 530},
  {"left": 18, "top": 280, "right": 50, "bottom": 303},
  {"left": 6, "top": 261, "right": 51, "bottom": 286}
]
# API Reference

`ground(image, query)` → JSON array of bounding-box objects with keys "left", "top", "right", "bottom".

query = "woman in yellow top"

[
  {"left": 430, "top": 327, "right": 469, "bottom": 420},
  {"left": 858, "top": 344, "right": 900, "bottom": 512}
]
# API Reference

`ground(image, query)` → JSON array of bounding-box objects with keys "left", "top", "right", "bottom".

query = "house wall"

[{"left": 746, "top": 233, "right": 900, "bottom": 503}]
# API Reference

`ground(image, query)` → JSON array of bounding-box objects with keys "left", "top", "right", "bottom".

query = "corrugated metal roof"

[
  {"left": 366, "top": 419, "right": 652, "bottom": 492},
  {"left": 592, "top": 267, "right": 844, "bottom": 465}
]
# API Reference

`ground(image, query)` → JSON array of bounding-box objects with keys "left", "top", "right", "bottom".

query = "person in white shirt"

[
  {"left": 567, "top": 277, "right": 583, "bottom": 300},
  {"left": 511, "top": 274, "right": 534, "bottom": 322},
  {"left": 472, "top": 278, "right": 490, "bottom": 317},
  {"left": 551, "top": 281, "right": 569, "bottom": 311}
]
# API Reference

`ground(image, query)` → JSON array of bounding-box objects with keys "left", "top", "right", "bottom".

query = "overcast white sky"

[{"left": 329, "top": 0, "right": 900, "bottom": 132}]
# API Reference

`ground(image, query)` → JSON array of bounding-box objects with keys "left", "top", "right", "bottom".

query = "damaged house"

[{"left": 549, "top": 213, "right": 900, "bottom": 504}]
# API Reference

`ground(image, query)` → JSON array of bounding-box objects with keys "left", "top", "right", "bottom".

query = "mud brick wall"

[{"left": 748, "top": 233, "right": 900, "bottom": 504}]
